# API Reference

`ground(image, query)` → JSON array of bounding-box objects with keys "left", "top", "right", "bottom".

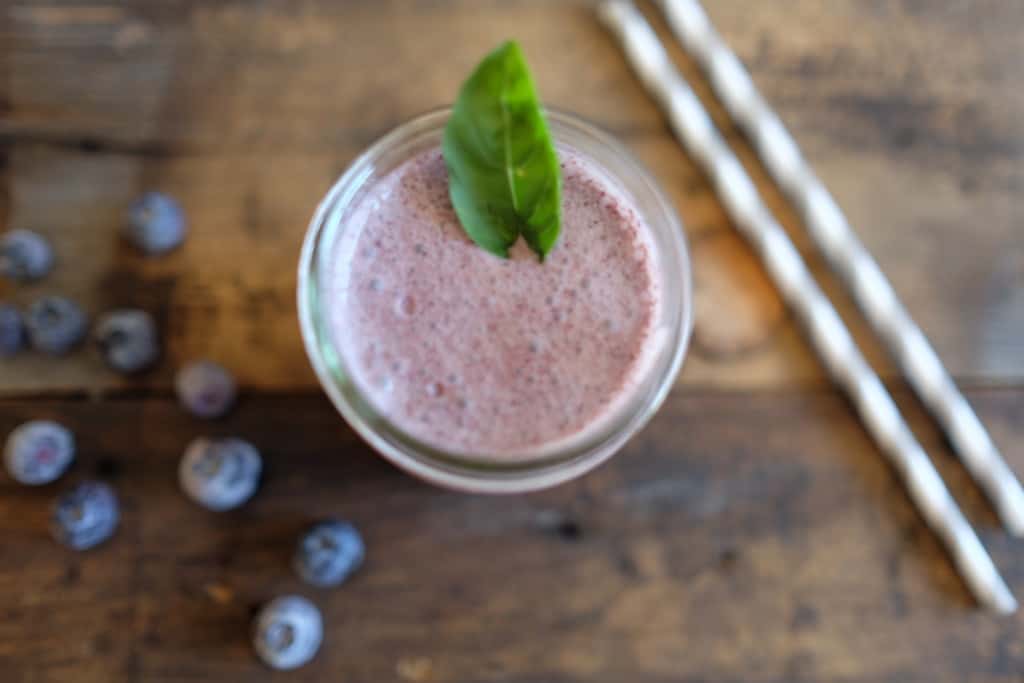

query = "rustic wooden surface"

[
  {"left": 1, "top": 0, "right": 1023, "bottom": 681},
  {"left": 2, "top": 390, "right": 1023, "bottom": 682}
]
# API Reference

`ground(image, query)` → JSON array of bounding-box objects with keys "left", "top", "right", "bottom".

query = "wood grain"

[
  {"left": 1, "top": 0, "right": 1021, "bottom": 393},
  {"left": 2, "top": 4, "right": 1023, "bottom": 681},
  {"left": 1, "top": 387, "right": 1022, "bottom": 682}
]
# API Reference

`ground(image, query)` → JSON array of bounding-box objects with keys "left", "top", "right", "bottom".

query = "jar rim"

[{"left": 297, "top": 108, "right": 693, "bottom": 493}]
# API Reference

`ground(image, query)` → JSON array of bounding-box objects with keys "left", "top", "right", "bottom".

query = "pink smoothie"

[{"left": 327, "top": 146, "right": 663, "bottom": 459}]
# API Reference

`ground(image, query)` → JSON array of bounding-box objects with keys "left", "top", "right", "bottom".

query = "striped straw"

[
  {"left": 599, "top": 0, "right": 1017, "bottom": 613},
  {"left": 656, "top": 0, "right": 1024, "bottom": 537}
]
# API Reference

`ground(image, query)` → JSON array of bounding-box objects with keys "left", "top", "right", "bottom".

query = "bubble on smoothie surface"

[{"left": 395, "top": 295, "right": 416, "bottom": 317}]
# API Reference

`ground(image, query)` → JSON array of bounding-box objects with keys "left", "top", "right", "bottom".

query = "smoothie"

[{"left": 326, "top": 145, "right": 664, "bottom": 459}]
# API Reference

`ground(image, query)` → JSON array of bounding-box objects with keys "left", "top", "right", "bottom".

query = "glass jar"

[{"left": 298, "top": 108, "right": 692, "bottom": 493}]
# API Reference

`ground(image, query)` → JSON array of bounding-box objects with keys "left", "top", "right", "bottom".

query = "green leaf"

[{"left": 442, "top": 41, "right": 562, "bottom": 261}]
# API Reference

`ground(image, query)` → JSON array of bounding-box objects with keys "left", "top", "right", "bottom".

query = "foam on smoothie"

[{"left": 327, "top": 146, "right": 663, "bottom": 459}]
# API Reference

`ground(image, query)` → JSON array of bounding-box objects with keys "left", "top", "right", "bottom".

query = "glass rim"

[{"left": 297, "top": 107, "right": 693, "bottom": 493}]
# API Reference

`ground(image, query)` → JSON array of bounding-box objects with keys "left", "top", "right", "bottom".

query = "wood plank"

[
  {"left": 0, "top": 140, "right": 848, "bottom": 395},
  {"left": 694, "top": 0, "right": 1024, "bottom": 384},
  {"left": 1, "top": 0, "right": 1022, "bottom": 392},
  {"left": 1, "top": 387, "right": 1023, "bottom": 682}
]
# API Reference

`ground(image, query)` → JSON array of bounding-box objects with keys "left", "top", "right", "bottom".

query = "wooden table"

[{"left": 2, "top": 1, "right": 1023, "bottom": 680}]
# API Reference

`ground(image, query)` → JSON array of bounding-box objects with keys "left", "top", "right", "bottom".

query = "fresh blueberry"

[
  {"left": 0, "top": 229, "right": 54, "bottom": 282},
  {"left": 124, "top": 192, "right": 186, "bottom": 255},
  {"left": 0, "top": 304, "right": 25, "bottom": 356},
  {"left": 25, "top": 296, "right": 88, "bottom": 355},
  {"left": 4, "top": 420, "right": 75, "bottom": 485},
  {"left": 50, "top": 480, "right": 119, "bottom": 550},
  {"left": 179, "top": 437, "right": 261, "bottom": 511},
  {"left": 252, "top": 595, "right": 323, "bottom": 670},
  {"left": 94, "top": 309, "right": 159, "bottom": 373},
  {"left": 294, "top": 520, "right": 365, "bottom": 588},
  {"left": 175, "top": 360, "right": 237, "bottom": 418}
]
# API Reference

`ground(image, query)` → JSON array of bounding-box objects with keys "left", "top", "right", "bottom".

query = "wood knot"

[{"left": 692, "top": 231, "right": 784, "bottom": 359}]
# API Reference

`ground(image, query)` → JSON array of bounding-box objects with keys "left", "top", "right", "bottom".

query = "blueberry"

[
  {"left": 124, "top": 192, "right": 186, "bottom": 255},
  {"left": 294, "top": 520, "right": 365, "bottom": 588},
  {"left": 4, "top": 420, "right": 75, "bottom": 485},
  {"left": 25, "top": 296, "right": 88, "bottom": 355},
  {"left": 50, "top": 480, "right": 119, "bottom": 550},
  {"left": 94, "top": 309, "right": 159, "bottom": 373},
  {"left": 179, "top": 437, "right": 261, "bottom": 511},
  {"left": 0, "top": 304, "right": 25, "bottom": 356},
  {"left": 175, "top": 360, "right": 237, "bottom": 418},
  {"left": 0, "top": 229, "right": 54, "bottom": 282},
  {"left": 252, "top": 595, "right": 323, "bottom": 670}
]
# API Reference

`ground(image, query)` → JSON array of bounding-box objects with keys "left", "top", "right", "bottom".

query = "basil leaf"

[{"left": 442, "top": 41, "right": 562, "bottom": 261}]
